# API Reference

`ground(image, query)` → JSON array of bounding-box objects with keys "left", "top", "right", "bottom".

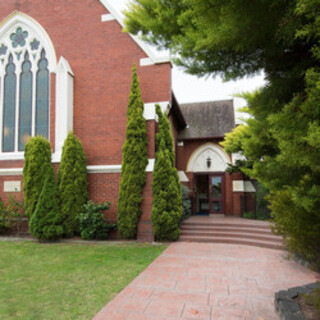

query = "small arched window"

[{"left": 0, "top": 16, "right": 55, "bottom": 154}]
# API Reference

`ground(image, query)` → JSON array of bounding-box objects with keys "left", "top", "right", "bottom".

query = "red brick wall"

[
  {"left": 0, "top": 1, "right": 171, "bottom": 238},
  {"left": 87, "top": 172, "right": 120, "bottom": 221},
  {"left": 0, "top": 176, "right": 24, "bottom": 205}
]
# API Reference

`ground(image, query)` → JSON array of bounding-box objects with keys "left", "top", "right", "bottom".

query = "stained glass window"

[
  {"left": 3, "top": 54, "right": 16, "bottom": 152},
  {"left": 18, "top": 52, "right": 32, "bottom": 151},
  {"left": 0, "top": 25, "right": 51, "bottom": 153},
  {"left": 36, "top": 49, "right": 49, "bottom": 138}
]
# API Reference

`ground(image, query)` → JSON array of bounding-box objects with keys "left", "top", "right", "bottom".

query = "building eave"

[{"left": 99, "top": 0, "right": 170, "bottom": 65}]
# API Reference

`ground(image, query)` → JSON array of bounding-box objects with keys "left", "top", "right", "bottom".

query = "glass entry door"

[
  {"left": 210, "top": 175, "right": 224, "bottom": 214},
  {"left": 195, "top": 174, "right": 225, "bottom": 215}
]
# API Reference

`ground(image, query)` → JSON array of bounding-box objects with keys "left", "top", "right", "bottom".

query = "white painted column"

[{"left": 53, "top": 57, "right": 74, "bottom": 162}]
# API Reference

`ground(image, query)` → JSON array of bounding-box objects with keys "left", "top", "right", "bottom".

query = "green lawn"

[{"left": 0, "top": 241, "right": 166, "bottom": 320}]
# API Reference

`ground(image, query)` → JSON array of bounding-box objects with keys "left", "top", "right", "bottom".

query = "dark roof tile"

[{"left": 178, "top": 100, "right": 235, "bottom": 140}]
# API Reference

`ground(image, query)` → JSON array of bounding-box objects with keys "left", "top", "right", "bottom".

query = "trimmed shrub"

[
  {"left": 117, "top": 65, "right": 148, "bottom": 239},
  {"left": 58, "top": 132, "right": 88, "bottom": 237},
  {"left": 29, "top": 165, "right": 63, "bottom": 241},
  {"left": 23, "top": 136, "right": 51, "bottom": 219},
  {"left": 180, "top": 185, "right": 192, "bottom": 223},
  {"left": 79, "top": 201, "right": 115, "bottom": 240}
]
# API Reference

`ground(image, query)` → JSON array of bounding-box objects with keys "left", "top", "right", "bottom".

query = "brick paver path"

[{"left": 93, "top": 243, "right": 320, "bottom": 320}]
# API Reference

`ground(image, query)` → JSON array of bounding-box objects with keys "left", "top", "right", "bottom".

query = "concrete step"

[
  {"left": 180, "top": 225, "right": 275, "bottom": 235},
  {"left": 178, "top": 235, "right": 284, "bottom": 250},
  {"left": 180, "top": 230, "right": 282, "bottom": 243},
  {"left": 181, "top": 221, "right": 271, "bottom": 230}
]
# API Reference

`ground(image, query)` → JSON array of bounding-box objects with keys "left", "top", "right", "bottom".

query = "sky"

[{"left": 112, "top": 0, "right": 266, "bottom": 107}]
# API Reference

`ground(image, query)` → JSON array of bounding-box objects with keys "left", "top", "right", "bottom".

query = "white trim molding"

[
  {"left": 146, "top": 158, "right": 155, "bottom": 172},
  {"left": 178, "top": 171, "right": 189, "bottom": 182},
  {"left": 0, "top": 159, "right": 156, "bottom": 177},
  {"left": 232, "top": 180, "right": 256, "bottom": 193},
  {"left": 187, "top": 143, "right": 231, "bottom": 173},
  {"left": 101, "top": 14, "right": 116, "bottom": 22},
  {"left": 88, "top": 159, "right": 155, "bottom": 174},
  {"left": 0, "top": 153, "right": 24, "bottom": 161},
  {"left": 99, "top": 0, "right": 170, "bottom": 66},
  {"left": 55, "top": 57, "right": 74, "bottom": 158},
  {"left": 87, "top": 165, "right": 121, "bottom": 174},
  {"left": 232, "top": 152, "right": 246, "bottom": 165},
  {"left": 0, "top": 168, "right": 23, "bottom": 176},
  {"left": 143, "top": 101, "right": 171, "bottom": 121}
]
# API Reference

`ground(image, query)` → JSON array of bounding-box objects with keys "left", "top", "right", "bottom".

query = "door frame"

[{"left": 193, "top": 172, "right": 226, "bottom": 215}]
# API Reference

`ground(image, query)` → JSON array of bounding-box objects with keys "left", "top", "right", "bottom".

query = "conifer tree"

[
  {"left": 156, "top": 105, "right": 182, "bottom": 205},
  {"left": 117, "top": 65, "right": 148, "bottom": 239},
  {"left": 58, "top": 133, "right": 88, "bottom": 237},
  {"left": 155, "top": 104, "right": 174, "bottom": 164},
  {"left": 23, "top": 136, "right": 52, "bottom": 219},
  {"left": 152, "top": 106, "right": 182, "bottom": 241},
  {"left": 29, "top": 165, "right": 63, "bottom": 241},
  {"left": 152, "top": 139, "right": 182, "bottom": 241}
]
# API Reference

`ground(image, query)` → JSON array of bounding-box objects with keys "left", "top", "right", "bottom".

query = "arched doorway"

[{"left": 187, "top": 143, "right": 230, "bottom": 215}]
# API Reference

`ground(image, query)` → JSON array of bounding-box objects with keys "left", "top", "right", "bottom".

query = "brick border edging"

[
  {"left": 0, "top": 236, "right": 167, "bottom": 246},
  {"left": 275, "top": 282, "right": 320, "bottom": 320}
]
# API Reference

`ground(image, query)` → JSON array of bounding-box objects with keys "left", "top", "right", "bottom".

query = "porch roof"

[{"left": 178, "top": 100, "right": 235, "bottom": 140}]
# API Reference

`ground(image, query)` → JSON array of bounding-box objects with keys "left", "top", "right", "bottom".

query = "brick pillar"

[
  {"left": 137, "top": 172, "right": 154, "bottom": 242},
  {"left": 225, "top": 172, "right": 233, "bottom": 215},
  {"left": 137, "top": 119, "right": 156, "bottom": 242}
]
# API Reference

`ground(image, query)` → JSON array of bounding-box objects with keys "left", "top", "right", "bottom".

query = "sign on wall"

[{"left": 4, "top": 181, "right": 21, "bottom": 192}]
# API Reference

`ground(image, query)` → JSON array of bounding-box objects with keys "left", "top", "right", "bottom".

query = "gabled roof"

[
  {"left": 178, "top": 100, "right": 235, "bottom": 140},
  {"left": 169, "top": 93, "right": 187, "bottom": 130},
  {"left": 99, "top": 0, "right": 170, "bottom": 65}
]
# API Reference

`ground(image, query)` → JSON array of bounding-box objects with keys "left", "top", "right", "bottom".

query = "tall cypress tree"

[
  {"left": 23, "top": 136, "right": 52, "bottom": 219},
  {"left": 156, "top": 105, "right": 182, "bottom": 203},
  {"left": 58, "top": 132, "right": 88, "bottom": 237},
  {"left": 152, "top": 106, "right": 182, "bottom": 241},
  {"left": 155, "top": 104, "right": 174, "bottom": 164},
  {"left": 117, "top": 65, "right": 148, "bottom": 239},
  {"left": 29, "top": 165, "right": 63, "bottom": 241}
]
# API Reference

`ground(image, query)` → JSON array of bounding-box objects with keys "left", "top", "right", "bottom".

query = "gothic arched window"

[{"left": 0, "top": 24, "right": 51, "bottom": 153}]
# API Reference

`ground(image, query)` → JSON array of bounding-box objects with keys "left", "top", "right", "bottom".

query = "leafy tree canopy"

[{"left": 124, "top": 0, "right": 318, "bottom": 80}]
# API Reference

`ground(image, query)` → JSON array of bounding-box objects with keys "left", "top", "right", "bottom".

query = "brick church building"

[{"left": 0, "top": 1, "right": 255, "bottom": 241}]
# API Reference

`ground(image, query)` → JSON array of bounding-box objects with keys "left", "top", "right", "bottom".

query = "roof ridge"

[{"left": 180, "top": 99, "right": 233, "bottom": 106}]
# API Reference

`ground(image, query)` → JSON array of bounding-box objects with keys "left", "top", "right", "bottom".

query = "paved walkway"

[{"left": 93, "top": 243, "right": 320, "bottom": 320}]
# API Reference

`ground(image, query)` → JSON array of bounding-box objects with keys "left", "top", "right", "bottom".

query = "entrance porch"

[{"left": 179, "top": 215, "right": 283, "bottom": 250}]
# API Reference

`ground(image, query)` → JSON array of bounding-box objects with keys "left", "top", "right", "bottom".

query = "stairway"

[{"left": 179, "top": 217, "right": 283, "bottom": 250}]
